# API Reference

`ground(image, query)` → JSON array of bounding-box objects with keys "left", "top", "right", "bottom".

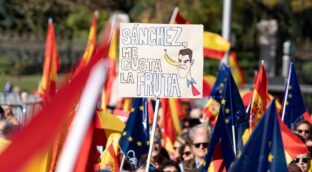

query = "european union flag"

[
  {"left": 282, "top": 60, "right": 307, "bottom": 129},
  {"left": 201, "top": 111, "right": 235, "bottom": 172},
  {"left": 210, "top": 63, "right": 228, "bottom": 103},
  {"left": 228, "top": 98, "right": 288, "bottom": 172},
  {"left": 119, "top": 98, "right": 149, "bottom": 170},
  {"left": 220, "top": 67, "right": 249, "bottom": 154}
]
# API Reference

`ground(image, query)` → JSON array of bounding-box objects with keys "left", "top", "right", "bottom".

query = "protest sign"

[{"left": 119, "top": 23, "right": 203, "bottom": 98}]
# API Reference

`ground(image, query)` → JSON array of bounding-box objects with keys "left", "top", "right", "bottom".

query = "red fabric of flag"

[
  {"left": 39, "top": 19, "right": 60, "bottom": 102},
  {"left": 249, "top": 63, "right": 268, "bottom": 131},
  {"left": 0, "top": 17, "right": 114, "bottom": 171},
  {"left": 161, "top": 99, "right": 176, "bottom": 154},
  {"left": 279, "top": 117, "right": 310, "bottom": 163}
]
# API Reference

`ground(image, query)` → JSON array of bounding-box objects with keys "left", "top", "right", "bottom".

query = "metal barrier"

[{"left": 0, "top": 92, "right": 42, "bottom": 126}]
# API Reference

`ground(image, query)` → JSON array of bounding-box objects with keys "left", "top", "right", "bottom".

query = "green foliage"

[
  {"left": 301, "top": 62, "right": 312, "bottom": 84},
  {"left": 204, "top": 59, "right": 220, "bottom": 76}
]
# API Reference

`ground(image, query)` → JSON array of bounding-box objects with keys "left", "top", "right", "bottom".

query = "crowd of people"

[
  {"left": 126, "top": 107, "right": 312, "bottom": 172},
  {"left": 1, "top": 83, "right": 312, "bottom": 172}
]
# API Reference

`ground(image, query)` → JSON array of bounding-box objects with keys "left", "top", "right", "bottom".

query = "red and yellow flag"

[
  {"left": 74, "top": 11, "right": 98, "bottom": 74},
  {"left": 229, "top": 52, "right": 245, "bottom": 87},
  {"left": 101, "top": 27, "right": 118, "bottom": 110},
  {"left": 203, "top": 75, "right": 216, "bottom": 97},
  {"left": 203, "top": 98, "right": 220, "bottom": 126},
  {"left": 99, "top": 135, "right": 121, "bottom": 172},
  {"left": 170, "top": 7, "right": 190, "bottom": 24},
  {"left": 160, "top": 98, "right": 183, "bottom": 155},
  {"left": 249, "top": 63, "right": 268, "bottom": 131},
  {"left": 279, "top": 117, "right": 310, "bottom": 163},
  {"left": 39, "top": 19, "right": 59, "bottom": 101},
  {"left": 0, "top": 15, "right": 115, "bottom": 171},
  {"left": 203, "top": 32, "right": 231, "bottom": 60},
  {"left": 48, "top": 13, "right": 99, "bottom": 171}
]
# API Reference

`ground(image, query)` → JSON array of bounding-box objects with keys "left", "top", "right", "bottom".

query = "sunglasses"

[
  {"left": 193, "top": 142, "right": 209, "bottom": 148},
  {"left": 183, "top": 151, "right": 192, "bottom": 156},
  {"left": 297, "top": 129, "right": 310, "bottom": 134},
  {"left": 292, "top": 157, "right": 310, "bottom": 164}
]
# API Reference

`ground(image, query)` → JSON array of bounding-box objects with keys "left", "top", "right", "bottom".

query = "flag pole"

[
  {"left": 55, "top": 60, "right": 107, "bottom": 172},
  {"left": 281, "top": 62, "right": 291, "bottom": 121},
  {"left": 231, "top": 126, "right": 237, "bottom": 155},
  {"left": 227, "top": 66, "right": 237, "bottom": 155},
  {"left": 169, "top": 7, "right": 179, "bottom": 24},
  {"left": 145, "top": 98, "right": 160, "bottom": 172},
  {"left": 119, "top": 155, "right": 125, "bottom": 171},
  {"left": 221, "top": 0, "right": 232, "bottom": 65}
]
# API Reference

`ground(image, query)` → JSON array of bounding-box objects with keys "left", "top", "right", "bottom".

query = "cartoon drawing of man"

[{"left": 164, "top": 48, "right": 200, "bottom": 96}]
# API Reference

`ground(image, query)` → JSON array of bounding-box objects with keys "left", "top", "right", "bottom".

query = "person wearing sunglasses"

[
  {"left": 189, "top": 123, "right": 211, "bottom": 169},
  {"left": 180, "top": 141, "right": 196, "bottom": 171},
  {"left": 291, "top": 153, "right": 311, "bottom": 172},
  {"left": 295, "top": 121, "right": 311, "bottom": 142}
]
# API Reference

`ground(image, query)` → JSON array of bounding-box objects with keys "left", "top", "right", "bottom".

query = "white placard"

[{"left": 118, "top": 23, "right": 203, "bottom": 98}]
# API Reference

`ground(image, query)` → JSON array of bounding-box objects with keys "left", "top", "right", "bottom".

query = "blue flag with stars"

[
  {"left": 282, "top": 60, "right": 307, "bottom": 129},
  {"left": 220, "top": 67, "right": 249, "bottom": 154},
  {"left": 228, "top": 98, "right": 288, "bottom": 172},
  {"left": 119, "top": 98, "right": 149, "bottom": 170},
  {"left": 210, "top": 63, "right": 228, "bottom": 103},
  {"left": 201, "top": 111, "right": 235, "bottom": 172}
]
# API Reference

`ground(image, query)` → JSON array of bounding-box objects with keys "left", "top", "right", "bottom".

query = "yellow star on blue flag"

[
  {"left": 219, "top": 66, "right": 249, "bottom": 154},
  {"left": 282, "top": 60, "right": 308, "bottom": 129},
  {"left": 210, "top": 63, "right": 228, "bottom": 102}
]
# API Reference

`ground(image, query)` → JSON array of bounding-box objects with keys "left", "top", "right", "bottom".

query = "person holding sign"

[{"left": 164, "top": 48, "right": 200, "bottom": 96}]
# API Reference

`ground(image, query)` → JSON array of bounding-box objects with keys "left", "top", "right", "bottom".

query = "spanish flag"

[
  {"left": 0, "top": 56, "right": 104, "bottom": 172},
  {"left": 249, "top": 62, "right": 268, "bottom": 132},
  {"left": 170, "top": 7, "right": 189, "bottom": 24},
  {"left": 228, "top": 52, "right": 245, "bottom": 87},
  {"left": 161, "top": 98, "right": 183, "bottom": 155},
  {"left": 48, "top": 13, "right": 99, "bottom": 171},
  {"left": 279, "top": 117, "right": 310, "bottom": 164},
  {"left": 99, "top": 135, "right": 121, "bottom": 172},
  {"left": 100, "top": 26, "right": 118, "bottom": 109},
  {"left": 74, "top": 11, "right": 98, "bottom": 75},
  {"left": 0, "top": 16, "right": 114, "bottom": 171},
  {"left": 39, "top": 18, "right": 59, "bottom": 102},
  {"left": 203, "top": 32, "right": 231, "bottom": 60}
]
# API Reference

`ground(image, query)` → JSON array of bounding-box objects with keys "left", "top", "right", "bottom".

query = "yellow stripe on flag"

[
  {"left": 81, "top": 12, "right": 97, "bottom": 65},
  {"left": 169, "top": 99, "right": 182, "bottom": 135},
  {"left": 108, "top": 31, "right": 117, "bottom": 60},
  {"left": 249, "top": 91, "right": 265, "bottom": 130},
  {"left": 100, "top": 133, "right": 121, "bottom": 170},
  {"left": 21, "top": 151, "right": 50, "bottom": 172},
  {"left": 97, "top": 111, "right": 125, "bottom": 132},
  {"left": 203, "top": 32, "right": 231, "bottom": 52}
]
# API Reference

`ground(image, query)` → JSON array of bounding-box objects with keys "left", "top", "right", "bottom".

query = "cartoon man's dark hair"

[{"left": 178, "top": 48, "right": 193, "bottom": 61}]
